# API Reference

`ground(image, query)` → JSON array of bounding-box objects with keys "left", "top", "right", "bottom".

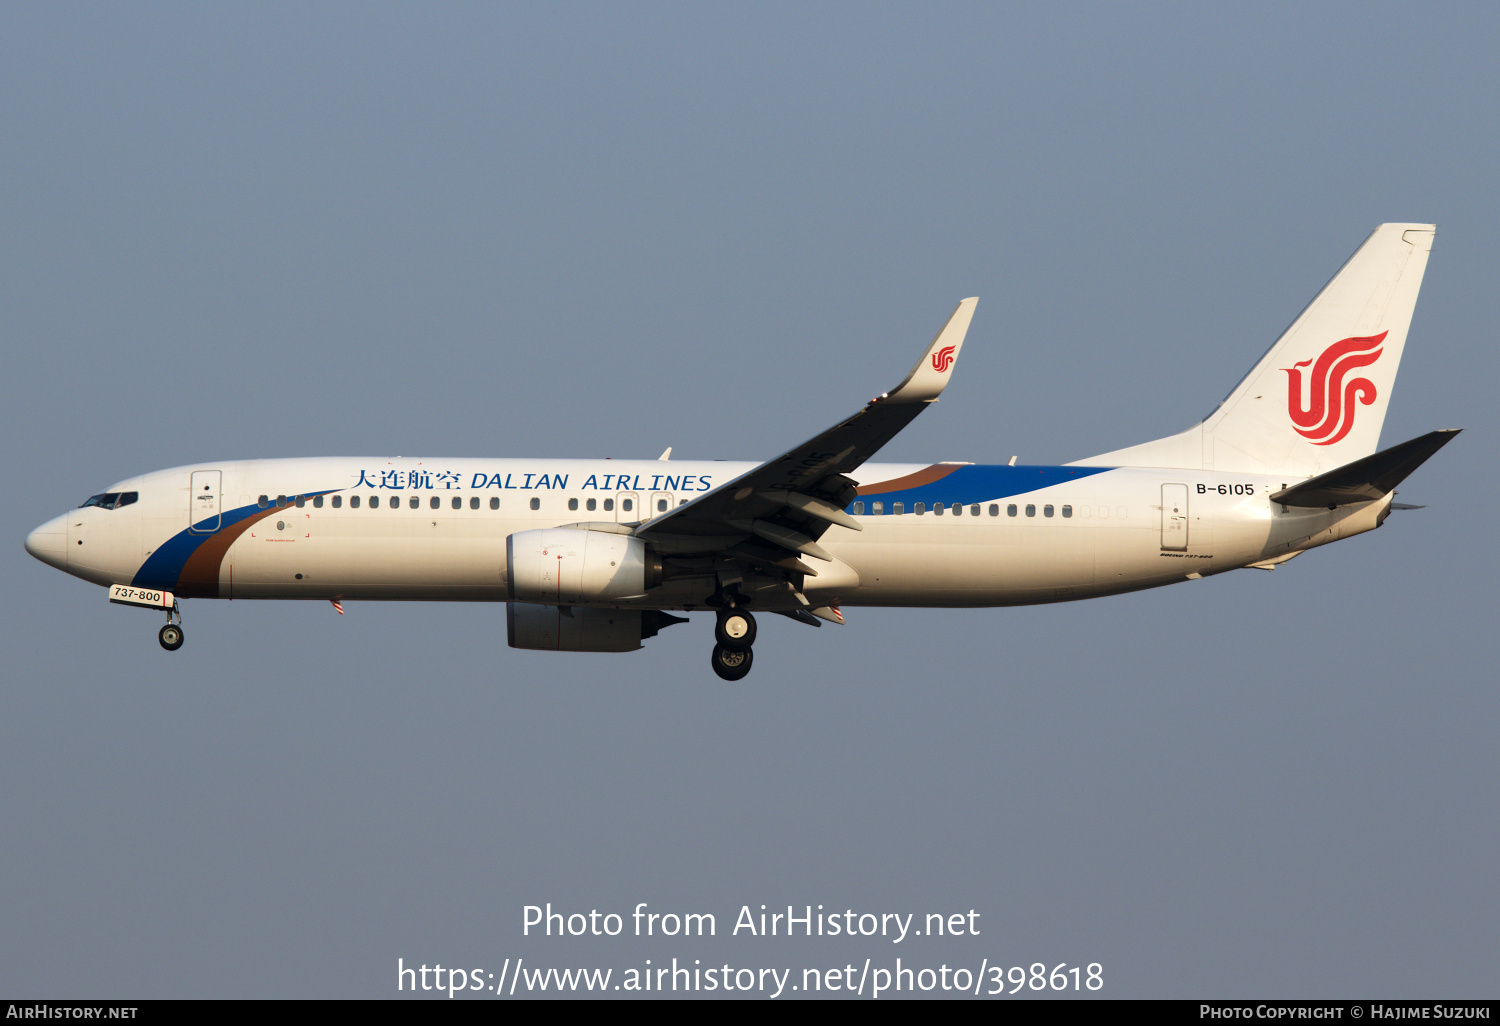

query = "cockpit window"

[{"left": 79, "top": 491, "right": 138, "bottom": 510}]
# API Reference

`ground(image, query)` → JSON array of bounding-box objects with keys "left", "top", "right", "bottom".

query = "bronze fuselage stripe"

[
  {"left": 175, "top": 506, "right": 286, "bottom": 598},
  {"left": 855, "top": 464, "right": 962, "bottom": 495}
]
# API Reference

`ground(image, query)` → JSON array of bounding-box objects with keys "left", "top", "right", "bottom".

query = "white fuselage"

[{"left": 27, "top": 456, "right": 1388, "bottom": 610}]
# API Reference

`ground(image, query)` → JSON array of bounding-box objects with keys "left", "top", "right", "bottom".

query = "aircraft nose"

[{"left": 24, "top": 514, "right": 69, "bottom": 571}]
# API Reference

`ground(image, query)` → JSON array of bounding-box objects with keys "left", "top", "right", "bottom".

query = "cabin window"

[
  {"left": 409, "top": 495, "right": 419, "bottom": 509},
  {"left": 331, "top": 495, "right": 342, "bottom": 508},
  {"left": 350, "top": 496, "right": 361, "bottom": 509},
  {"left": 1062, "top": 504, "right": 1072, "bottom": 518},
  {"left": 1007, "top": 504, "right": 1017, "bottom": 517},
  {"left": 853, "top": 501, "right": 865, "bottom": 514},
  {"left": 568, "top": 498, "right": 579, "bottom": 511},
  {"left": 530, "top": 497, "right": 540, "bottom": 510},
  {"left": 989, "top": 504, "right": 999, "bottom": 516},
  {"left": 258, "top": 495, "right": 269, "bottom": 508},
  {"left": 313, "top": 495, "right": 323, "bottom": 508},
  {"left": 1025, "top": 504, "right": 1036, "bottom": 517},
  {"left": 586, "top": 498, "right": 597, "bottom": 511},
  {"left": 451, "top": 496, "right": 461, "bottom": 510},
  {"left": 489, "top": 497, "right": 499, "bottom": 510},
  {"left": 872, "top": 501, "right": 883, "bottom": 514},
  {"left": 1044, "top": 504, "right": 1054, "bottom": 517},
  {"left": 470, "top": 496, "right": 479, "bottom": 510},
  {"left": 430, "top": 496, "right": 440, "bottom": 509},
  {"left": 934, "top": 503, "right": 944, "bottom": 515},
  {"left": 295, "top": 495, "right": 306, "bottom": 508},
  {"left": 657, "top": 498, "right": 668, "bottom": 512},
  {"left": 914, "top": 502, "right": 925, "bottom": 514},
  {"left": 276, "top": 494, "right": 288, "bottom": 508},
  {"left": 950, "top": 503, "right": 959, "bottom": 516},
  {"left": 971, "top": 504, "right": 981, "bottom": 516},
  {"left": 604, "top": 498, "right": 614, "bottom": 512},
  {"left": 622, "top": 498, "right": 633, "bottom": 512},
  {"left": 893, "top": 502, "right": 905, "bottom": 515}
]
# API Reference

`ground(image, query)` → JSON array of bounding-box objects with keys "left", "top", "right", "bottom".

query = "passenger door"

[{"left": 189, "top": 470, "right": 221, "bottom": 533}]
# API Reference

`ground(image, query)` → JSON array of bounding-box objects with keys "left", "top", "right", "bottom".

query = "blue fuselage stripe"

[{"left": 849, "top": 464, "right": 1112, "bottom": 509}]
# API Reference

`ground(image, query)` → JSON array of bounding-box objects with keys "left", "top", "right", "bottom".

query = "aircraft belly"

[
  {"left": 221, "top": 514, "right": 512, "bottom": 599},
  {"left": 831, "top": 520, "right": 1099, "bottom": 606}
]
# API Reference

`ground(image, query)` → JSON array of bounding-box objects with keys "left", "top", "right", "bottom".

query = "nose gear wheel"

[{"left": 158, "top": 623, "right": 184, "bottom": 651}]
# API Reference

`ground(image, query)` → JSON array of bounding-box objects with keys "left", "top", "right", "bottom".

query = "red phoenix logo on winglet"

[
  {"left": 932, "top": 345, "right": 956, "bottom": 373},
  {"left": 1283, "top": 332, "right": 1387, "bottom": 446}
]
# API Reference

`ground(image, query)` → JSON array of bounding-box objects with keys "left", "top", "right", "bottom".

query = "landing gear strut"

[
  {"left": 158, "top": 600, "right": 183, "bottom": 651},
  {"left": 710, "top": 608, "right": 756, "bottom": 681}
]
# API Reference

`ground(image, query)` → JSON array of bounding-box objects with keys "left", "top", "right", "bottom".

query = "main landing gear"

[
  {"left": 158, "top": 601, "right": 184, "bottom": 652},
  {"left": 710, "top": 608, "right": 756, "bottom": 681}
]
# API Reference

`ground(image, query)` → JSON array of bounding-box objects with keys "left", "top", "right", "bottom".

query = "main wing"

[{"left": 635, "top": 298, "right": 978, "bottom": 617}]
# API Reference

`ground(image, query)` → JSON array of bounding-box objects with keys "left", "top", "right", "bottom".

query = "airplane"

[{"left": 24, "top": 223, "right": 1457, "bottom": 681}]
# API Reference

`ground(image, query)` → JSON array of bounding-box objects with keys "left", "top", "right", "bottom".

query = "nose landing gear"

[
  {"left": 710, "top": 608, "right": 756, "bottom": 681},
  {"left": 158, "top": 623, "right": 184, "bottom": 651},
  {"left": 158, "top": 600, "right": 184, "bottom": 651}
]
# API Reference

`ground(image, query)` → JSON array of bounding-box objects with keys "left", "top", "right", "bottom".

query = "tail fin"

[{"left": 1076, "top": 224, "right": 1436, "bottom": 477}]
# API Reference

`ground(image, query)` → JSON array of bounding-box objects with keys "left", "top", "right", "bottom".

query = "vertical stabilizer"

[{"left": 1075, "top": 224, "right": 1435, "bottom": 477}]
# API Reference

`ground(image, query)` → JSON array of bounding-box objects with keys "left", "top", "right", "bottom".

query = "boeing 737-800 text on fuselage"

[{"left": 25, "top": 225, "right": 1457, "bottom": 679}]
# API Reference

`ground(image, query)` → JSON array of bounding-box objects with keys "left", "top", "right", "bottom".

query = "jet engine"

[
  {"left": 506, "top": 602, "right": 688, "bottom": 652},
  {"left": 506, "top": 528, "right": 662, "bottom": 604}
]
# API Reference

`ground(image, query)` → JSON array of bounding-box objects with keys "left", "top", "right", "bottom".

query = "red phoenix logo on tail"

[
  {"left": 932, "top": 345, "right": 956, "bottom": 373},
  {"left": 1283, "top": 332, "right": 1387, "bottom": 446}
]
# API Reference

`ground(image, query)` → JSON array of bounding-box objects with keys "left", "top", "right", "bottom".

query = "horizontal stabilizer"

[{"left": 1270, "top": 429, "right": 1459, "bottom": 508}]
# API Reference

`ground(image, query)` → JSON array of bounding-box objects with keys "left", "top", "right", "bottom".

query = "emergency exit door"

[
  {"left": 1161, "top": 483, "right": 1188, "bottom": 551},
  {"left": 615, "top": 492, "right": 639, "bottom": 523}
]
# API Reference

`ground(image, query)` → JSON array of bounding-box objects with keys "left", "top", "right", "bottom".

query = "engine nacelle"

[
  {"left": 506, "top": 602, "right": 687, "bottom": 652},
  {"left": 507, "top": 528, "right": 657, "bottom": 604}
]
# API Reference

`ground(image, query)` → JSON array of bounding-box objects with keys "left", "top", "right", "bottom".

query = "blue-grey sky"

[{"left": 2, "top": 2, "right": 1495, "bottom": 998}]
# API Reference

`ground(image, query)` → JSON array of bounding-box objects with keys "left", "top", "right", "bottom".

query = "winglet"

[{"left": 880, "top": 297, "right": 978, "bottom": 404}]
